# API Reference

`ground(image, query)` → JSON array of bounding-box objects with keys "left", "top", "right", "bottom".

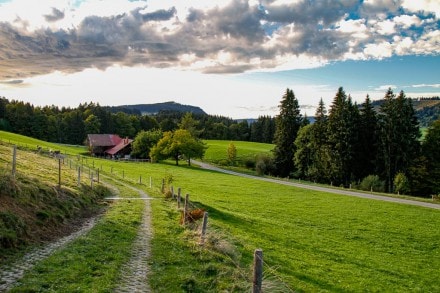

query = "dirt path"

[
  {"left": 0, "top": 216, "right": 99, "bottom": 292},
  {"left": 192, "top": 160, "right": 440, "bottom": 210}
]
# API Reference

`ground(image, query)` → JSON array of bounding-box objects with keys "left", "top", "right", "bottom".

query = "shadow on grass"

[{"left": 191, "top": 201, "right": 245, "bottom": 227}]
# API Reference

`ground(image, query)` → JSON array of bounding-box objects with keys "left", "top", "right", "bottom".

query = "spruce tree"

[
  {"left": 273, "top": 88, "right": 302, "bottom": 177},
  {"left": 358, "top": 95, "right": 379, "bottom": 179},
  {"left": 378, "top": 89, "right": 421, "bottom": 192},
  {"left": 327, "top": 87, "right": 360, "bottom": 186}
]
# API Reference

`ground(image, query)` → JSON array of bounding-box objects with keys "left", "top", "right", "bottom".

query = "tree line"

[
  {"left": 270, "top": 87, "right": 439, "bottom": 197},
  {"left": 0, "top": 98, "right": 274, "bottom": 145}
]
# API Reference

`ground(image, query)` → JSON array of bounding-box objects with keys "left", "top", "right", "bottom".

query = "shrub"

[
  {"left": 394, "top": 172, "right": 410, "bottom": 195},
  {"left": 255, "top": 153, "right": 274, "bottom": 175},
  {"left": 359, "top": 175, "right": 385, "bottom": 192},
  {"left": 243, "top": 156, "right": 256, "bottom": 169}
]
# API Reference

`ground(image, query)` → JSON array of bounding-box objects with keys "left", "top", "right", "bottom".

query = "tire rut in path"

[
  {"left": 113, "top": 183, "right": 152, "bottom": 293},
  {"left": 0, "top": 216, "right": 99, "bottom": 292}
]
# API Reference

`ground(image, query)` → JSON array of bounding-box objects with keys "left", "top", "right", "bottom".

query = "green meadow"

[
  {"left": 1, "top": 131, "right": 440, "bottom": 292},
  {"left": 203, "top": 139, "right": 274, "bottom": 167}
]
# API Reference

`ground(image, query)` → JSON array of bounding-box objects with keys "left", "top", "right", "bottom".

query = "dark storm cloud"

[
  {"left": 44, "top": 8, "right": 65, "bottom": 22},
  {"left": 0, "top": 0, "right": 437, "bottom": 80}
]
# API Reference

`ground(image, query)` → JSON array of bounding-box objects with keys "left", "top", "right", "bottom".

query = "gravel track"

[
  {"left": 113, "top": 182, "right": 152, "bottom": 293},
  {"left": 0, "top": 216, "right": 99, "bottom": 292}
]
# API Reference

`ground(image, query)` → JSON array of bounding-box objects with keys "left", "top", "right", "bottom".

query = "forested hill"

[
  {"left": 370, "top": 97, "right": 440, "bottom": 127},
  {"left": 105, "top": 102, "right": 206, "bottom": 116}
]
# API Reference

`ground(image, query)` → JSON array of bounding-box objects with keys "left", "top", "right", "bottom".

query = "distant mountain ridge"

[{"left": 106, "top": 101, "right": 206, "bottom": 115}]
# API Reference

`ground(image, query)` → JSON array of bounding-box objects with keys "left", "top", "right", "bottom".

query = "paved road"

[{"left": 192, "top": 160, "right": 440, "bottom": 210}]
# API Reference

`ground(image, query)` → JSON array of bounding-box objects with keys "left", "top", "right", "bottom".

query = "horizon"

[{"left": 0, "top": 0, "right": 439, "bottom": 119}]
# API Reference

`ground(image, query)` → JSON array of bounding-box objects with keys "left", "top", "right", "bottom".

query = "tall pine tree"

[
  {"left": 273, "top": 89, "right": 302, "bottom": 177},
  {"left": 327, "top": 87, "right": 360, "bottom": 186},
  {"left": 358, "top": 95, "right": 379, "bottom": 179},
  {"left": 378, "top": 89, "right": 420, "bottom": 192}
]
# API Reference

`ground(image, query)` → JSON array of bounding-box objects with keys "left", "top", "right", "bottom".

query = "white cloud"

[
  {"left": 364, "top": 42, "right": 393, "bottom": 58},
  {"left": 412, "top": 30, "right": 440, "bottom": 54},
  {"left": 393, "top": 14, "right": 421, "bottom": 29},
  {"left": 374, "top": 19, "right": 396, "bottom": 35},
  {"left": 375, "top": 84, "right": 397, "bottom": 91},
  {"left": 393, "top": 36, "right": 414, "bottom": 54},
  {"left": 402, "top": 0, "right": 440, "bottom": 18},
  {"left": 412, "top": 83, "right": 440, "bottom": 88}
]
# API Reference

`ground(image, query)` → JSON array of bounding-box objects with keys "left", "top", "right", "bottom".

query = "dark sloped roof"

[
  {"left": 105, "top": 139, "right": 133, "bottom": 155},
  {"left": 88, "top": 134, "right": 122, "bottom": 147}
]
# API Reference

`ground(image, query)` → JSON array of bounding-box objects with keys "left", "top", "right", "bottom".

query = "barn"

[{"left": 87, "top": 134, "right": 133, "bottom": 158}]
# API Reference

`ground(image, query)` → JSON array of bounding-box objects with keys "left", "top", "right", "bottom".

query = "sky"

[{"left": 0, "top": 0, "right": 439, "bottom": 119}]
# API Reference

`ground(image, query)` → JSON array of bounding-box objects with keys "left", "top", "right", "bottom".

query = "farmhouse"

[{"left": 87, "top": 134, "right": 133, "bottom": 158}]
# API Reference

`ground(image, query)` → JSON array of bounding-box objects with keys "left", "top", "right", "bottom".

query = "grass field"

[
  {"left": 1, "top": 131, "right": 440, "bottom": 291},
  {"left": 203, "top": 139, "right": 274, "bottom": 164}
]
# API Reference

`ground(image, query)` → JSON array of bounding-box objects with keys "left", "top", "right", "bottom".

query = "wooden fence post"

[
  {"left": 11, "top": 145, "right": 17, "bottom": 177},
  {"left": 171, "top": 186, "right": 174, "bottom": 199},
  {"left": 122, "top": 170, "right": 125, "bottom": 179},
  {"left": 161, "top": 179, "right": 165, "bottom": 194},
  {"left": 77, "top": 167, "right": 81, "bottom": 187},
  {"left": 177, "top": 188, "right": 181, "bottom": 209},
  {"left": 58, "top": 158, "right": 62, "bottom": 189},
  {"left": 139, "top": 175, "right": 142, "bottom": 184},
  {"left": 183, "top": 194, "right": 189, "bottom": 225},
  {"left": 253, "top": 249, "right": 263, "bottom": 293},
  {"left": 200, "top": 212, "right": 209, "bottom": 245}
]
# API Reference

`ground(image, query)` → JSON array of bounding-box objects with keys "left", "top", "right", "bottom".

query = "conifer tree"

[
  {"left": 358, "top": 95, "right": 379, "bottom": 179},
  {"left": 378, "top": 89, "right": 420, "bottom": 192},
  {"left": 273, "top": 88, "right": 302, "bottom": 177},
  {"left": 327, "top": 87, "right": 360, "bottom": 186}
]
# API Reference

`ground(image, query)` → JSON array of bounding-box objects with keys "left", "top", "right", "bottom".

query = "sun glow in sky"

[{"left": 0, "top": 0, "right": 439, "bottom": 118}]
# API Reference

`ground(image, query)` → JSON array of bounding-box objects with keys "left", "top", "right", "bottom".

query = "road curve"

[{"left": 192, "top": 160, "right": 440, "bottom": 210}]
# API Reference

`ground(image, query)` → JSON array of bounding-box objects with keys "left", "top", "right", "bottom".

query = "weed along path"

[{"left": 193, "top": 160, "right": 440, "bottom": 210}]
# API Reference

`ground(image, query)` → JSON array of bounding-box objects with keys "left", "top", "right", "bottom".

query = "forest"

[
  {"left": 0, "top": 89, "right": 439, "bottom": 197},
  {"left": 270, "top": 88, "right": 440, "bottom": 198},
  {"left": 0, "top": 98, "right": 274, "bottom": 145}
]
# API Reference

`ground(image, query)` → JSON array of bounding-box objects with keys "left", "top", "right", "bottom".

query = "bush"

[
  {"left": 255, "top": 153, "right": 274, "bottom": 176},
  {"left": 359, "top": 175, "right": 385, "bottom": 192},
  {"left": 243, "top": 156, "right": 256, "bottom": 169}
]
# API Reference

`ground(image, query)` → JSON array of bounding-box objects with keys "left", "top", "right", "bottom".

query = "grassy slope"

[
  {"left": 0, "top": 130, "right": 87, "bottom": 155},
  {"left": 0, "top": 140, "right": 107, "bottom": 257},
  {"left": 1, "top": 131, "right": 440, "bottom": 291}
]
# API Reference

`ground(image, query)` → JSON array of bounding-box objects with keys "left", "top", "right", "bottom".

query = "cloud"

[
  {"left": 375, "top": 84, "right": 397, "bottom": 91},
  {"left": 44, "top": 7, "right": 65, "bottom": 22},
  {"left": 0, "top": 0, "right": 438, "bottom": 80},
  {"left": 412, "top": 83, "right": 440, "bottom": 88}
]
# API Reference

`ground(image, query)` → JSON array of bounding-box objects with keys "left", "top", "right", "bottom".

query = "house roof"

[
  {"left": 88, "top": 134, "right": 122, "bottom": 147},
  {"left": 105, "top": 139, "right": 133, "bottom": 155}
]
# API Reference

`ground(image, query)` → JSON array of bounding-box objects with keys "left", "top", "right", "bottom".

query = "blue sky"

[{"left": 0, "top": 0, "right": 438, "bottom": 118}]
